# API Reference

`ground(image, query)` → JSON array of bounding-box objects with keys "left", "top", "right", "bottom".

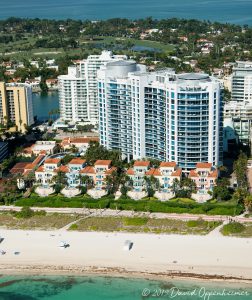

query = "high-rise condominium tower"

[
  {"left": 0, "top": 82, "right": 34, "bottom": 132},
  {"left": 98, "top": 61, "right": 223, "bottom": 170},
  {"left": 58, "top": 51, "right": 127, "bottom": 123},
  {"left": 231, "top": 61, "right": 252, "bottom": 102}
]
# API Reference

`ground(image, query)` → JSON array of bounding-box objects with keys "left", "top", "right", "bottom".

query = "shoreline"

[
  {"left": 0, "top": 229, "right": 252, "bottom": 285},
  {"left": 1, "top": 265, "right": 252, "bottom": 286}
]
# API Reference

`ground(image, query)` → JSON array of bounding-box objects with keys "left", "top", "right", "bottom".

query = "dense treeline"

[
  {"left": 0, "top": 17, "right": 246, "bottom": 36},
  {"left": 0, "top": 17, "right": 252, "bottom": 81}
]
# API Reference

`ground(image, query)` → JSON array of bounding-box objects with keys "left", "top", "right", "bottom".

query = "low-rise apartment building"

[
  {"left": 127, "top": 161, "right": 182, "bottom": 192},
  {"left": 189, "top": 163, "right": 218, "bottom": 194},
  {"left": 35, "top": 158, "right": 116, "bottom": 189},
  {"left": 60, "top": 137, "right": 99, "bottom": 154}
]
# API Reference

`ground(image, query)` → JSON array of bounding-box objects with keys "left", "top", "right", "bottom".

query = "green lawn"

[{"left": 83, "top": 35, "right": 174, "bottom": 52}]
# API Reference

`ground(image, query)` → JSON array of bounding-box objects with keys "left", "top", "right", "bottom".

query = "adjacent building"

[
  {"left": 223, "top": 61, "right": 252, "bottom": 146},
  {"left": 0, "top": 82, "right": 34, "bottom": 132},
  {"left": 98, "top": 62, "right": 223, "bottom": 170},
  {"left": 231, "top": 61, "right": 252, "bottom": 102},
  {"left": 224, "top": 101, "right": 252, "bottom": 144},
  {"left": 60, "top": 137, "right": 99, "bottom": 154},
  {"left": 58, "top": 51, "right": 127, "bottom": 124}
]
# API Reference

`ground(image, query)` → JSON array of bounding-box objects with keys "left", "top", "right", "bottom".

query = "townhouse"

[
  {"left": 127, "top": 161, "right": 182, "bottom": 192},
  {"left": 35, "top": 158, "right": 116, "bottom": 189},
  {"left": 189, "top": 163, "right": 218, "bottom": 193}
]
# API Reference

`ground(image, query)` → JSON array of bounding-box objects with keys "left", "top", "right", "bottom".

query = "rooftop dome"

[{"left": 178, "top": 73, "right": 210, "bottom": 81}]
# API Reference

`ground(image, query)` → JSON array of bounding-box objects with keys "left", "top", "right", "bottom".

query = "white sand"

[{"left": 0, "top": 229, "right": 251, "bottom": 281}]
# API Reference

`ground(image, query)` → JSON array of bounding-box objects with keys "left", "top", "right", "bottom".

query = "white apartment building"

[
  {"left": 231, "top": 61, "right": 252, "bottom": 102},
  {"left": 58, "top": 51, "right": 127, "bottom": 123},
  {"left": 58, "top": 66, "right": 88, "bottom": 122},
  {"left": 224, "top": 101, "right": 252, "bottom": 144},
  {"left": 98, "top": 61, "right": 223, "bottom": 170}
]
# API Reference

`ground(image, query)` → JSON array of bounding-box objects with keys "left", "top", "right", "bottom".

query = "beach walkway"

[{"left": 0, "top": 206, "right": 251, "bottom": 224}]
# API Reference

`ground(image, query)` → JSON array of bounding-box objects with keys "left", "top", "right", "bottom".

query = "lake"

[
  {"left": 32, "top": 92, "right": 59, "bottom": 122},
  {"left": 1, "top": 0, "right": 252, "bottom": 25}
]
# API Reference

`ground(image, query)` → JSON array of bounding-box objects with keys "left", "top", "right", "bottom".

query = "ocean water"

[
  {"left": 0, "top": 275, "right": 251, "bottom": 300},
  {"left": 0, "top": 0, "right": 252, "bottom": 24}
]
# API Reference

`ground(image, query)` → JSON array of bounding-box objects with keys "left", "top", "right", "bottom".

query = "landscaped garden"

[{"left": 12, "top": 193, "right": 244, "bottom": 216}]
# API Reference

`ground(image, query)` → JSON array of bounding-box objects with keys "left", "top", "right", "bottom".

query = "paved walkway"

[
  {"left": 207, "top": 220, "right": 229, "bottom": 237},
  {"left": 1, "top": 206, "right": 252, "bottom": 224},
  {"left": 59, "top": 210, "right": 101, "bottom": 230}
]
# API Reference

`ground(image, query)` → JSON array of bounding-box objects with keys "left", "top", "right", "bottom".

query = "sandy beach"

[{"left": 0, "top": 229, "right": 252, "bottom": 282}]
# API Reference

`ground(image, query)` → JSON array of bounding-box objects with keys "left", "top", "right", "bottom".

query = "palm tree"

[
  {"left": 70, "top": 145, "right": 78, "bottom": 154},
  {"left": 78, "top": 174, "right": 93, "bottom": 189},
  {"left": 181, "top": 178, "right": 197, "bottom": 195},
  {"left": 52, "top": 171, "right": 68, "bottom": 193},
  {"left": 144, "top": 175, "right": 160, "bottom": 199},
  {"left": 105, "top": 170, "right": 121, "bottom": 194},
  {"left": 244, "top": 195, "right": 252, "bottom": 213},
  {"left": 171, "top": 178, "right": 180, "bottom": 195},
  {"left": 25, "top": 171, "right": 35, "bottom": 188},
  {"left": 19, "top": 119, "right": 23, "bottom": 132}
]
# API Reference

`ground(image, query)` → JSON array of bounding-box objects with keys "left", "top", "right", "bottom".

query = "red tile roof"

[
  {"left": 10, "top": 162, "right": 29, "bottom": 174},
  {"left": 160, "top": 162, "right": 177, "bottom": 168},
  {"left": 145, "top": 168, "right": 156, "bottom": 176},
  {"left": 153, "top": 169, "right": 162, "bottom": 176},
  {"left": 95, "top": 160, "right": 112, "bottom": 166},
  {"left": 189, "top": 170, "right": 199, "bottom": 178},
  {"left": 209, "top": 170, "right": 218, "bottom": 178},
  {"left": 44, "top": 158, "right": 61, "bottom": 164},
  {"left": 196, "top": 162, "right": 212, "bottom": 169},
  {"left": 36, "top": 166, "right": 44, "bottom": 173},
  {"left": 126, "top": 169, "right": 135, "bottom": 175},
  {"left": 134, "top": 161, "right": 150, "bottom": 167},
  {"left": 171, "top": 168, "right": 182, "bottom": 177},
  {"left": 55, "top": 165, "right": 69, "bottom": 173},
  {"left": 61, "top": 137, "right": 99, "bottom": 145},
  {"left": 25, "top": 163, "right": 36, "bottom": 170},
  {"left": 69, "top": 158, "right": 86, "bottom": 165},
  {"left": 32, "top": 154, "right": 45, "bottom": 166},
  {"left": 80, "top": 166, "right": 96, "bottom": 174}
]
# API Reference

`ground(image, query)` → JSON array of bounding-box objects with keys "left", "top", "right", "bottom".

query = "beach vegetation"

[
  {"left": 0, "top": 211, "right": 80, "bottom": 229},
  {"left": 123, "top": 217, "right": 148, "bottom": 226},
  {"left": 187, "top": 218, "right": 206, "bottom": 228},
  {"left": 71, "top": 216, "right": 221, "bottom": 235},
  {"left": 69, "top": 223, "right": 78, "bottom": 230},
  {"left": 221, "top": 222, "right": 246, "bottom": 236}
]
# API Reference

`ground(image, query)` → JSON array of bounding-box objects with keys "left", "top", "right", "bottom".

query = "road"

[{"left": 0, "top": 206, "right": 251, "bottom": 223}]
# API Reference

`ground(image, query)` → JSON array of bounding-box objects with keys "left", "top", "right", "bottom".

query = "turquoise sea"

[
  {"left": 1, "top": 0, "right": 252, "bottom": 24},
  {"left": 0, "top": 275, "right": 251, "bottom": 300}
]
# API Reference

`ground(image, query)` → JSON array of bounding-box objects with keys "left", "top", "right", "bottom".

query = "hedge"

[{"left": 12, "top": 195, "right": 244, "bottom": 216}]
